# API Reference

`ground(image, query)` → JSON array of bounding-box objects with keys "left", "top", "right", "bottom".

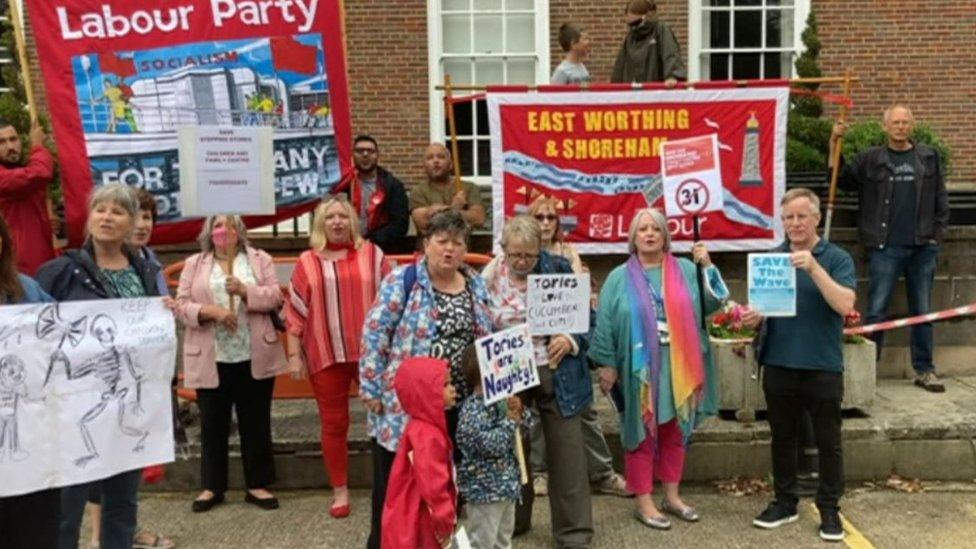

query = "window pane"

[
  {"left": 735, "top": 0, "right": 761, "bottom": 6},
  {"left": 707, "top": 10, "right": 730, "bottom": 48},
  {"left": 476, "top": 100, "right": 489, "bottom": 136},
  {"left": 507, "top": 59, "right": 536, "bottom": 84},
  {"left": 506, "top": 14, "right": 535, "bottom": 52},
  {"left": 732, "top": 53, "right": 761, "bottom": 79},
  {"left": 477, "top": 139, "right": 491, "bottom": 175},
  {"left": 506, "top": 0, "right": 534, "bottom": 9},
  {"left": 474, "top": 0, "right": 502, "bottom": 9},
  {"left": 443, "top": 15, "right": 470, "bottom": 53},
  {"left": 767, "top": 0, "right": 794, "bottom": 5},
  {"left": 448, "top": 101, "right": 474, "bottom": 136},
  {"left": 763, "top": 52, "right": 782, "bottom": 78},
  {"left": 708, "top": 53, "right": 729, "bottom": 80},
  {"left": 765, "top": 9, "right": 794, "bottom": 48},
  {"left": 706, "top": 0, "right": 730, "bottom": 5},
  {"left": 474, "top": 59, "right": 504, "bottom": 84},
  {"left": 443, "top": 0, "right": 468, "bottom": 10},
  {"left": 443, "top": 59, "right": 472, "bottom": 85},
  {"left": 457, "top": 139, "right": 475, "bottom": 176},
  {"left": 733, "top": 10, "right": 762, "bottom": 48},
  {"left": 473, "top": 15, "right": 504, "bottom": 53}
]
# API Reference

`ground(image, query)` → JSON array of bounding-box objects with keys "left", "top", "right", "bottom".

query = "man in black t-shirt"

[{"left": 830, "top": 105, "right": 950, "bottom": 392}]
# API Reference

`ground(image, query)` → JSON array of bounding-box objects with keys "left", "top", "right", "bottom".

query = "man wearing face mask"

[
  {"left": 611, "top": 0, "right": 686, "bottom": 86},
  {"left": 0, "top": 119, "right": 55, "bottom": 275}
]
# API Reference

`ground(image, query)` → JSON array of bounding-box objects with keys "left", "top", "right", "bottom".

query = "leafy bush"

[{"left": 787, "top": 138, "right": 826, "bottom": 172}]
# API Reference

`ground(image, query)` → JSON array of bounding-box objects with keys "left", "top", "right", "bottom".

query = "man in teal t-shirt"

[{"left": 742, "top": 188, "right": 856, "bottom": 543}]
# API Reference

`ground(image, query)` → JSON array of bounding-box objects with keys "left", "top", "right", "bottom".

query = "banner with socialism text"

[
  {"left": 26, "top": 0, "right": 352, "bottom": 245},
  {"left": 487, "top": 88, "right": 788, "bottom": 253}
]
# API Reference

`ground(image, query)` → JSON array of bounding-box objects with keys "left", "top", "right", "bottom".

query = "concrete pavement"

[{"left": 125, "top": 483, "right": 976, "bottom": 548}]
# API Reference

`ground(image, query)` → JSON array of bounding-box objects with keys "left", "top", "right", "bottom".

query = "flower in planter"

[
  {"left": 708, "top": 301, "right": 757, "bottom": 340},
  {"left": 843, "top": 309, "right": 868, "bottom": 344}
]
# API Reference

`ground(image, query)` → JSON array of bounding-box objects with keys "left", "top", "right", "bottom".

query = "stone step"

[{"left": 149, "top": 376, "right": 976, "bottom": 492}]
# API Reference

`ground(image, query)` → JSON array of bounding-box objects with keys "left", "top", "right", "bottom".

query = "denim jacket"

[{"left": 360, "top": 259, "right": 494, "bottom": 453}]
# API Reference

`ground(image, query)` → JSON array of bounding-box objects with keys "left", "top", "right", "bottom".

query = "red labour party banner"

[{"left": 27, "top": 0, "right": 353, "bottom": 246}]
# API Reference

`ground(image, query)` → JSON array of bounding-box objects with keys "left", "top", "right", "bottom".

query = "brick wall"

[
  {"left": 813, "top": 0, "right": 976, "bottom": 187},
  {"left": 344, "top": 0, "right": 431, "bottom": 185}
]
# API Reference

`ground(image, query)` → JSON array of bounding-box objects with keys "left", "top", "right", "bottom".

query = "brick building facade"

[{"left": 21, "top": 1, "right": 975, "bottom": 190}]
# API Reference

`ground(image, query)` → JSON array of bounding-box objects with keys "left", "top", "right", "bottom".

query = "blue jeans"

[
  {"left": 59, "top": 468, "right": 141, "bottom": 549},
  {"left": 866, "top": 244, "right": 939, "bottom": 374}
]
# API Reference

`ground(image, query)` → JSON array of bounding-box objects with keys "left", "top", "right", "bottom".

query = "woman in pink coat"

[{"left": 176, "top": 215, "right": 288, "bottom": 513}]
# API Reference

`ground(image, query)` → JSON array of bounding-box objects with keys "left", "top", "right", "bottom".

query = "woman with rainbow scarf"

[{"left": 589, "top": 207, "right": 728, "bottom": 530}]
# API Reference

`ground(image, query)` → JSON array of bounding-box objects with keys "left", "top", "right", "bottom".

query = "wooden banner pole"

[
  {"left": 8, "top": 0, "right": 38, "bottom": 125},
  {"left": 823, "top": 68, "right": 854, "bottom": 240},
  {"left": 443, "top": 74, "right": 464, "bottom": 193}
]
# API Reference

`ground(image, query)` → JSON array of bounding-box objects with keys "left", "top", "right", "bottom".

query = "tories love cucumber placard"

[
  {"left": 26, "top": 0, "right": 352, "bottom": 245},
  {"left": 487, "top": 88, "right": 788, "bottom": 253}
]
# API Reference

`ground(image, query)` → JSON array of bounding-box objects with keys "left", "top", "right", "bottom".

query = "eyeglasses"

[
  {"left": 354, "top": 148, "right": 377, "bottom": 155},
  {"left": 534, "top": 214, "right": 558, "bottom": 222},
  {"left": 506, "top": 252, "right": 540, "bottom": 262}
]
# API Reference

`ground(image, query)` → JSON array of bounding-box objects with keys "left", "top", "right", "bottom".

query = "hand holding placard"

[{"left": 747, "top": 253, "right": 797, "bottom": 317}]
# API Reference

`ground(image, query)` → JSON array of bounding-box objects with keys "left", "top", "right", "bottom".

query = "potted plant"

[{"left": 708, "top": 301, "right": 762, "bottom": 421}]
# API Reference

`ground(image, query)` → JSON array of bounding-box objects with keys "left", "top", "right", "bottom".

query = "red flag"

[
  {"left": 269, "top": 36, "right": 318, "bottom": 75},
  {"left": 98, "top": 52, "right": 136, "bottom": 77}
]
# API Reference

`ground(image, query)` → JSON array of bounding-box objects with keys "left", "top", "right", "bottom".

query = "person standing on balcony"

[
  {"left": 831, "top": 105, "right": 950, "bottom": 392},
  {"left": 284, "top": 197, "right": 390, "bottom": 520},
  {"left": 330, "top": 135, "right": 409, "bottom": 253},
  {"left": 611, "top": 0, "right": 686, "bottom": 86}
]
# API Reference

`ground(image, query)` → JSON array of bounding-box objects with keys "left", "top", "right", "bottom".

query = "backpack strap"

[{"left": 402, "top": 263, "right": 417, "bottom": 304}]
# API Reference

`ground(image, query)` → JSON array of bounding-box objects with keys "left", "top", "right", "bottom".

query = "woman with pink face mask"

[{"left": 175, "top": 215, "right": 287, "bottom": 513}]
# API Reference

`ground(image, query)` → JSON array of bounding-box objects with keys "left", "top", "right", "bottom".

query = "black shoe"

[
  {"left": 753, "top": 501, "right": 798, "bottom": 529},
  {"left": 245, "top": 491, "right": 280, "bottom": 510},
  {"left": 191, "top": 492, "right": 224, "bottom": 513},
  {"left": 819, "top": 510, "right": 845, "bottom": 542}
]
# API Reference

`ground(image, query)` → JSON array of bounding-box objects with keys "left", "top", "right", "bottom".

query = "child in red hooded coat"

[{"left": 381, "top": 357, "right": 458, "bottom": 548}]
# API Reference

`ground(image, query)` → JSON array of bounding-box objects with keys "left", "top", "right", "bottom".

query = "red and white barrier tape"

[{"left": 843, "top": 303, "right": 976, "bottom": 336}]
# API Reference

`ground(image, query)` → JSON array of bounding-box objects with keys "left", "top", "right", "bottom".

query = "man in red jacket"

[{"left": 0, "top": 120, "right": 55, "bottom": 275}]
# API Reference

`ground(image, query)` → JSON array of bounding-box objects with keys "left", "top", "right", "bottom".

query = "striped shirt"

[{"left": 286, "top": 243, "right": 390, "bottom": 375}]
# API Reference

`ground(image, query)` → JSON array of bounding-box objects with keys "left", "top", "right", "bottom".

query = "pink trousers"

[{"left": 624, "top": 419, "right": 686, "bottom": 495}]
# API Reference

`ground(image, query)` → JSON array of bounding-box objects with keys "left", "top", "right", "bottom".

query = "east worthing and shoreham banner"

[
  {"left": 487, "top": 88, "right": 789, "bottom": 253},
  {"left": 26, "top": 0, "right": 352, "bottom": 245}
]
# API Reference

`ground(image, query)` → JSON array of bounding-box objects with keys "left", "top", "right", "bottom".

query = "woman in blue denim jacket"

[
  {"left": 359, "top": 211, "right": 493, "bottom": 549},
  {"left": 479, "top": 215, "right": 594, "bottom": 548}
]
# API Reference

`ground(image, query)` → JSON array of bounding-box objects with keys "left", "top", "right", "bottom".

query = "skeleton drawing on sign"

[
  {"left": 40, "top": 307, "right": 148, "bottom": 467},
  {"left": 0, "top": 355, "right": 32, "bottom": 462}
]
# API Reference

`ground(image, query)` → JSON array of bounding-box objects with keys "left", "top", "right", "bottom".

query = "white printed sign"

[
  {"left": 661, "top": 133, "right": 725, "bottom": 217},
  {"left": 475, "top": 324, "right": 539, "bottom": 406},
  {"left": 747, "top": 253, "right": 797, "bottom": 317},
  {"left": 0, "top": 298, "right": 177, "bottom": 497},
  {"left": 178, "top": 125, "right": 275, "bottom": 216},
  {"left": 526, "top": 273, "right": 591, "bottom": 336}
]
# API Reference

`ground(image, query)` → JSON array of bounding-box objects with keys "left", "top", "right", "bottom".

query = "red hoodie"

[{"left": 381, "top": 357, "right": 457, "bottom": 549}]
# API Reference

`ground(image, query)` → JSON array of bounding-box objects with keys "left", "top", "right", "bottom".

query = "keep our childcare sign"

[{"left": 475, "top": 324, "right": 539, "bottom": 406}]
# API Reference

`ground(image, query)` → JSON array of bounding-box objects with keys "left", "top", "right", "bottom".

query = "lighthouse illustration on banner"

[{"left": 739, "top": 112, "right": 764, "bottom": 186}]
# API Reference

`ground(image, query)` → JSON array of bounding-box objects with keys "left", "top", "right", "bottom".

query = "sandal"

[{"left": 132, "top": 531, "right": 175, "bottom": 549}]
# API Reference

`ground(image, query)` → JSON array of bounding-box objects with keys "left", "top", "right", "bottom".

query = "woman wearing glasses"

[
  {"left": 480, "top": 215, "right": 594, "bottom": 548},
  {"left": 528, "top": 196, "right": 582, "bottom": 274}
]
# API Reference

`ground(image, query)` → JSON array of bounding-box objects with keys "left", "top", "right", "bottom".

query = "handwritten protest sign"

[
  {"left": 475, "top": 324, "right": 539, "bottom": 406},
  {"left": 0, "top": 298, "right": 176, "bottom": 497},
  {"left": 748, "top": 253, "right": 797, "bottom": 317},
  {"left": 661, "top": 134, "right": 725, "bottom": 218},
  {"left": 526, "top": 273, "right": 590, "bottom": 336}
]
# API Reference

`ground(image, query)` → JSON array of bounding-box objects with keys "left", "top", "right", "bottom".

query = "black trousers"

[
  {"left": 196, "top": 361, "right": 275, "bottom": 493},
  {"left": 763, "top": 365, "right": 844, "bottom": 513},
  {"left": 0, "top": 489, "right": 60, "bottom": 549},
  {"left": 366, "top": 439, "right": 397, "bottom": 549}
]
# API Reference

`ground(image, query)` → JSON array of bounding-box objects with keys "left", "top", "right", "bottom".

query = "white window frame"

[
  {"left": 688, "top": 0, "right": 811, "bottom": 81},
  {"left": 427, "top": 0, "right": 550, "bottom": 186}
]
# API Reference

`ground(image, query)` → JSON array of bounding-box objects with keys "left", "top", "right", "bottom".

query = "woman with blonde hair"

[
  {"left": 285, "top": 197, "right": 390, "bottom": 519},
  {"left": 175, "top": 214, "right": 287, "bottom": 513},
  {"left": 590, "top": 208, "right": 727, "bottom": 529},
  {"left": 527, "top": 196, "right": 582, "bottom": 274}
]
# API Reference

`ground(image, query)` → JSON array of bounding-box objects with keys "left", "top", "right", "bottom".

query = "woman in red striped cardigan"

[{"left": 285, "top": 196, "right": 391, "bottom": 519}]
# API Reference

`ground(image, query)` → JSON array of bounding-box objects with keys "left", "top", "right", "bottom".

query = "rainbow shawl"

[{"left": 624, "top": 253, "right": 706, "bottom": 437}]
